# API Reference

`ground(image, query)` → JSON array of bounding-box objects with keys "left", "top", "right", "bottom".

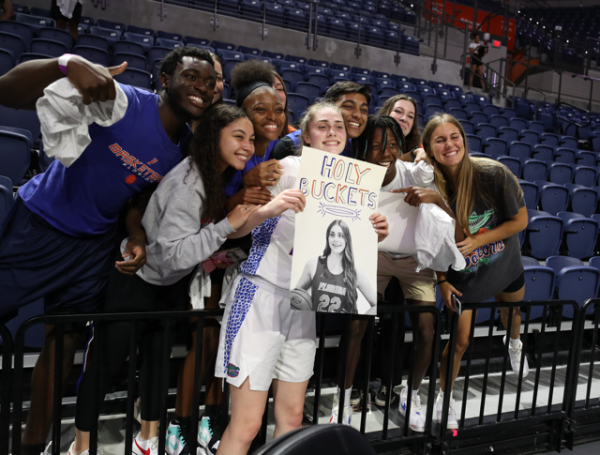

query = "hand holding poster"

[{"left": 289, "top": 147, "right": 386, "bottom": 315}]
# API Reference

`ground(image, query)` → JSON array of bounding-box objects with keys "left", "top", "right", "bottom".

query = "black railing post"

[
  {"left": 312, "top": 315, "right": 327, "bottom": 424},
  {"left": 51, "top": 323, "right": 64, "bottom": 455},
  {"left": 0, "top": 324, "right": 13, "bottom": 455}
]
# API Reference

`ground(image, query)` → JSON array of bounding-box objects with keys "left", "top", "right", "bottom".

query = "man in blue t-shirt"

[{"left": 0, "top": 47, "right": 216, "bottom": 455}]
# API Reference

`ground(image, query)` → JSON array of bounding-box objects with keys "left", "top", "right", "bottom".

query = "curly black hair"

[
  {"left": 230, "top": 59, "right": 275, "bottom": 90},
  {"left": 324, "top": 81, "right": 372, "bottom": 105},
  {"left": 188, "top": 104, "right": 249, "bottom": 221},
  {"left": 159, "top": 46, "right": 214, "bottom": 76},
  {"left": 352, "top": 115, "right": 405, "bottom": 161}
]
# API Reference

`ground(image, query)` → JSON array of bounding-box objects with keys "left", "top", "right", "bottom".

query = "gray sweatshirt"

[{"left": 137, "top": 157, "right": 235, "bottom": 286}]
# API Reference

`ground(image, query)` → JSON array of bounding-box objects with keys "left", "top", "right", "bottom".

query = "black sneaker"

[
  {"left": 198, "top": 415, "right": 225, "bottom": 455},
  {"left": 353, "top": 390, "right": 371, "bottom": 414},
  {"left": 350, "top": 388, "right": 361, "bottom": 406},
  {"left": 374, "top": 385, "right": 398, "bottom": 407}
]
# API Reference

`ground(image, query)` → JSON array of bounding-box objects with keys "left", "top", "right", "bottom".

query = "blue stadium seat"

[
  {"left": 458, "top": 120, "right": 474, "bottom": 135},
  {"left": 554, "top": 147, "right": 576, "bottom": 164},
  {"left": 96, "top": 19, "right": 126, "bottom": 32},
  {"left": 0, "top": 174, "right": 13, "bottom": 225},
  {"left": 89, "top": 26, "right": 122, "bottom": 46},
  {"left": 280, "top": 69, "right": 305, "bottom": 89},
  {"left": 73, "top": 45, "right": 109, "bottom": 66},
  {"left": 277, "top": 61, "right": 303, "bottom": 72},
  {"left": 555, "top": 265, "right": 600, "bottom": 317},
  {"left": 0, "top": 32, "right": 25, "bottom": 61},
  {"left": 444, "top": 98, "right": 462, "bottom": 110},
  {"left": 306, "top": 74, "right": 329, "bottom": 91},
  {"left": 0, "top": 20, "right": 33, "bottom": 46},
  {"left": 157, "top": 31, "right": 183, "bottom": 41},
  {"left": 38, "top": 27, "right": 73, "bottom": 50},
  {"left": 391, "top": 74, "right": 409, "bottom": 83},
  {"left": 565, "top": 184, "right": 597, "bottom": 217},
  {"left": 123, "top": 32, "right": 153, "bottom": 52},
  {"left": 484, "top": 137, "right": 507, "bottom": 157},
  {"left": 509, "top": 141, "right": 532, "bottom": 160},
  {"left": 522, "top": 256, "right": 540, "bottom": 266},
  {"left": 447, "top": 108, "right": 467, "bottom": 120},
  {"left": 113, "top": 68, "right": 152, "bottom": 90},
  {"left": 112, "top": 52, "right": 147, "bottom": 71},
  {"left": 424, "top": 104, "right": 444, "bottom": 121},
  {"left": 476, "top": 123, "right": 496, "bottom": 141},
  {"left": 519, "top": 180, "right": 539, "bottom": 209},
  {"left": 463, "top": 101, "right": 481, "bottom": 116},
  {"left": 466, "top": 134, "right": 481, "bottom": 153},
  {"left": 185, "top": 36, "right": 211, "bottom": 47},
  {"left": 528, "top": 121, "right": 545, "bottom": 134},
  {"left": 523, "top": 265, "right": 555, "bottom": 319},
  {"left": 30, "top": 38, "right": 68, "bottom": 58},
  {"left": 497, "top": 156, "right": 521, "bottom": 178},
  {"left": 510, "top": 117, "right": 528, "bottom": 133},
  {"left": 294, "top": 82, "right": 321, "bottom": 104},
  {"left": 522, "top": 160, "right": 548, "bottom": 182},
  {"left": 238, "top": 45, "right": 261, "bottom": 55},
  {"left": 489, "top": 114, "right": 509, "bottom": 129},
  {"left": 547, "top": 255, "right": 583, "bottom": 274},
  {"left": 287, "top": 93, "right": 310, "bottom": 116},
  {"left": 155, "top": 38, "right": 183, "bottom": 49},
  {"left": 147, "top": 47, "right": 172, "bottom": 68},
  {"left": 560, "top": 136, "right": 578, "bottom": 149},
  {"left": 541, "top": 133, "right": 560, "bottom": 146},
  {"left": 77, "top": 35, "right": 110, "bottom": 52},
  {"left": 519, "top": 130, "right": 540, "bottom": 147},
  {"left": 525, "top": 209, "right": 563, "bottom": 259},
  {"left": 469, "top": 111, "right": 488, "bottom": 125},
  {"left": 15, "top": 13, "right": 55, "bottom": 32},
  {"left": 498, "top": 126, "right": 519, "bottom": 143},
  {"left": 558, "top": 211, "right": 598, "bottom": 259},
  {"left": 531, "top": 144, "right": 554, "bottom": 162},
  {"left": 483, "top": 104, "right": 500, "bottom": 117},
  {"left": 126, "top": 25, "right": 155, "bottom": 36},
  {"left": 0, "top": 127, "right": 31, "bottom": 186},
  {"left": 262, "top": 50, "right": 284, "bottom": 60},
  {"left": 213, "top": 41, "right": 236, "bottom": 51},
  {"left": 372, "top": 70, "right": 390, "bottom": 79},
  {"left": 549, "top": 163, "right": 574, "bottom": 185},
  {"left": 113, "top": 41, "right": 145, "bottom": 57},
  {"left": 576, "top": 151, "right": 597, "bottom": 167},
  {"left": 422, "top": 94, "right": 442, "bottom": 106},
  {"left": 573, "top": 165, "right": 597, "bottom": 187},
  {"left": 536, "top": 181, "right": 569, "bottom": 215},
  {"left": 79, "top": 16, "right": 95, "bottom": 26}
]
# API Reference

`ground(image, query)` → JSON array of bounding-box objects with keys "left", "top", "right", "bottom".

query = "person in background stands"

[{"left": 51, "top": 0, "right": 83, "bottom": 39}]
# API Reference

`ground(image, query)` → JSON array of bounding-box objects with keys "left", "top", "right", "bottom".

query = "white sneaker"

[
  {"left": 66, "top": 441, "right": 99, "bottom": 455},
  {"left": 399, "top": 386, "right": 426, "bottom": 433},
  {"left": 329, "top": 394, "right": 352, "bottom": 425},
  {"left": 133, "top": 434, "right": 159, "bottom": 455},
  {"left": 434, "top": 392, "right": 458, "bottom": 430},
  {"left": 42, "top": 442, "right": 53, "bottom": 455},
  {"left": 504, "top": 336, "right": 530, "bottom": 378}
]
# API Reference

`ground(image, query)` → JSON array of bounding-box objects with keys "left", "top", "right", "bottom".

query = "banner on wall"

[
  {"left": 289, "top": 147, "right": 386, "bottom": 316},
  {"left": 425, "top": 0, "right": 516, "bottom": 50}
]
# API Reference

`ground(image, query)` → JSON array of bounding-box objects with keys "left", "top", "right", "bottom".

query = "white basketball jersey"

[{"left": 240, "top": 156, "right": 300, "bottom": 289}]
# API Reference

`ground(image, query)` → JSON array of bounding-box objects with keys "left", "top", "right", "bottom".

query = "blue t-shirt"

[
  {"left": 225, "top": 139, "right": 279, "bottom": 197},
  {"left": 20, "top": 84, "right": 191, "bottom": 237}
]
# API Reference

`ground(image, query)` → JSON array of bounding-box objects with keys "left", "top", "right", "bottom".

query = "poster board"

[{"left": 289, "top": 147, "right": 386, "bottom": 315}]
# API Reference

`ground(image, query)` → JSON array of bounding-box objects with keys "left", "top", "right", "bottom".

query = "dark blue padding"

[
  {"left": 0, "top": 129, "right": 31, "bottom": 186},
  {"left": 556, "top": 266, "right": 600, "bottom": 317},
  {"left": 526, "top": 209, "right": 563, "bottom": 259},
  {"left": 557, "top": 212, "right": 599, "bottom": 259},
  {"left": 535, "top": 181, "right": 569, "bottom": 215},
  {"left": 523, "top": 265, "right": 555, "bottom": 320}
]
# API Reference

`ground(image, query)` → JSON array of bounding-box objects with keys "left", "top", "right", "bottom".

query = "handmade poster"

[
  {"left": 289, "top": 147, "right": 386, "bottom": 315},
  {"left": 377, "top": 192, "right": 418, "bottom": 256}
]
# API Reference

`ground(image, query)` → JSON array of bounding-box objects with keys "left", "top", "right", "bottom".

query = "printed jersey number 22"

[{"left": 317, "top": 294, "right": 342, "bottom": 312}]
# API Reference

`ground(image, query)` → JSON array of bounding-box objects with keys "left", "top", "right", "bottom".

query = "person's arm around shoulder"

[{"left": 0, "top": 55, "right": 127, "bottom": 110}]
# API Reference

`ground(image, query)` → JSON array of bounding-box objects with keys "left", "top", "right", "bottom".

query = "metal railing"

[
  {"left": 459, "top": 52, "right": 517, "bottom": 106},
  {"left": 3, "top": 295, "right": 600, "bottom": 454}
]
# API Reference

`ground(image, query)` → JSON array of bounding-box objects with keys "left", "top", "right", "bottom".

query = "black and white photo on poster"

[{"left": 289, "top": 147, "right": 386, "bottom": 315}]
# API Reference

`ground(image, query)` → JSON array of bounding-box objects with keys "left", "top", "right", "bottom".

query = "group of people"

[{"left": 0, "top": 45, "right": 529, "bottom": 455}]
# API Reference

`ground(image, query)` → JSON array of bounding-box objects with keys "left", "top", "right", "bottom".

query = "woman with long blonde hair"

[{"left": 402, "top": 113, "right": 528, "bottom": 429}]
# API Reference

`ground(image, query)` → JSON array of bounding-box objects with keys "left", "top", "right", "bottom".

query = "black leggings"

[{"left": 75, "top": 258, "right": 189, "bottom": 431}]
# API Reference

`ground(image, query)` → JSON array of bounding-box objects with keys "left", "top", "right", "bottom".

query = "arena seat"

[
  {"left": 73, "top": 45, "right": 109, "bottom": 66},
  {"left": 535, "top": 181, "right": 569, "bottom": 215},
  {"left": 0, "top": 31, "right": 25, "bottom": 61},
  {"left": 38, "top": 27, "right": 73, "bottom": 50},
  {"left": 525, "top": 209, "right": 563, "bottom": 259},
  {"left": 523, "top": 265, "right": 555, "bottom": 320},
  {"left": 549, "top": 163, "right": 574, "bottom": 185},
  {"left": 458, "top": 120, "right": 474, "bottom": 135},
  {"left": 122, "top": 32, "right": 153, "bottom": 52},
  {"left": 497, "top": 156, "right": 521, "bottom": 177},
  {"left": 519, "top": 180, "right": 539, "bottom": 209},
  {"left": 0, "top": 20, "right": 34, "bottom": 46},
  {"left": 286, "top": 93, "right": 310, "bottom": 116},
  {"left": 554, "top": 147, "right": 576, "bottom": 164},
  {"left": 96, "top": 19, "right": 126, "bottom": 32},
  {"left": 466, "top": 134, "right": 481, "bottom": 153},
  {"left": 112, "top": 52, "right": 147, "bottom": 71},
  {"left": 77, "top": 35, "right": 110, "bottom": 52},
  {"left": 155, "top": 38, "right": 183, "bottom": 49},
  {"left": 557, "top": 212, "right": 598, "bottom": 259},
  {"left": 89, "top": 26, "right": 122, "bottom": 46},
  {"left": 0, "top": 48, "right": 11, "bottom": 76},
  {"left": 564, "top": 184, "right": 597, "bottom": 217},
  {"left": 0, "top": 175, "right": 13, "bottom": 225},
  {"left": 573, "top": 165, "right": 597, "bottom": 187},
  {"left": 113, "top": 41, "right": 145, "bottom": 57},
  {"left": 114, "top": 68, "right": 152, "bottom": 90},
  {"left": 489, "top": 114, "right": 509, "bottom": 129},
  {"left": 555, "top": 265, "right": 600, "bottom": 317},
  {"left": 0, "top": 126, "right": 31, "bottom": 186},
  {"left": 126, "top": 25, "right": 155, "bottom": 36},
  {"left": 30, "top": 38, "right": 68, "bottom": 58},
  {"left": 576, "top": 151, "right": 596, "bottom": 167},
  {"left": 531, "top": 144, "right": 554, "bottom": 162},
  {"left": 15, "top": 13, "right": 55, "bottom": 32},
  {"left": 498, "top": 127, "right": 519, "bottom": 142},
  {"left": 157, "top": 31, "right": 183, "bottom": 42}
]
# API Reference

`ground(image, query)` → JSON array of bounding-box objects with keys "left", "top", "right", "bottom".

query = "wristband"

[
  {"left": 437, "top": 279, "right": 448, "bottom": 285},
  {"left": 58, "top": 54, "right": 76, "bottom": 75}
]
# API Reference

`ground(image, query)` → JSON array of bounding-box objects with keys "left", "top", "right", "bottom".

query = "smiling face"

[
  {"left": 212, "top": 60, "right": 224, "bottom": 104},
  {"left": 218, "top": 118, "right": 255, "bottom": 172},
  {"left": 366, "top": 127, "right": 400, "bottom": 186},
  {"left": 242, "top": 87, "right": 285, "bottom": 144},
  {"left": 336, "top": 93, "right": 369, "bottom": 139},
  {"left": 161, "top": 56, "right": 216, "bottom": 121},
  {"left": 328, "top": 224, "right": 347, "bottom": 255},
  {"left": 303, "top": 107, "right": 347, "bottom": 155},
  {"left": 429, "top": 122, "right": 466, "bottom": 174},
  {"left": 389, "top": 99, "right": 415, "bottom": 136}
]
